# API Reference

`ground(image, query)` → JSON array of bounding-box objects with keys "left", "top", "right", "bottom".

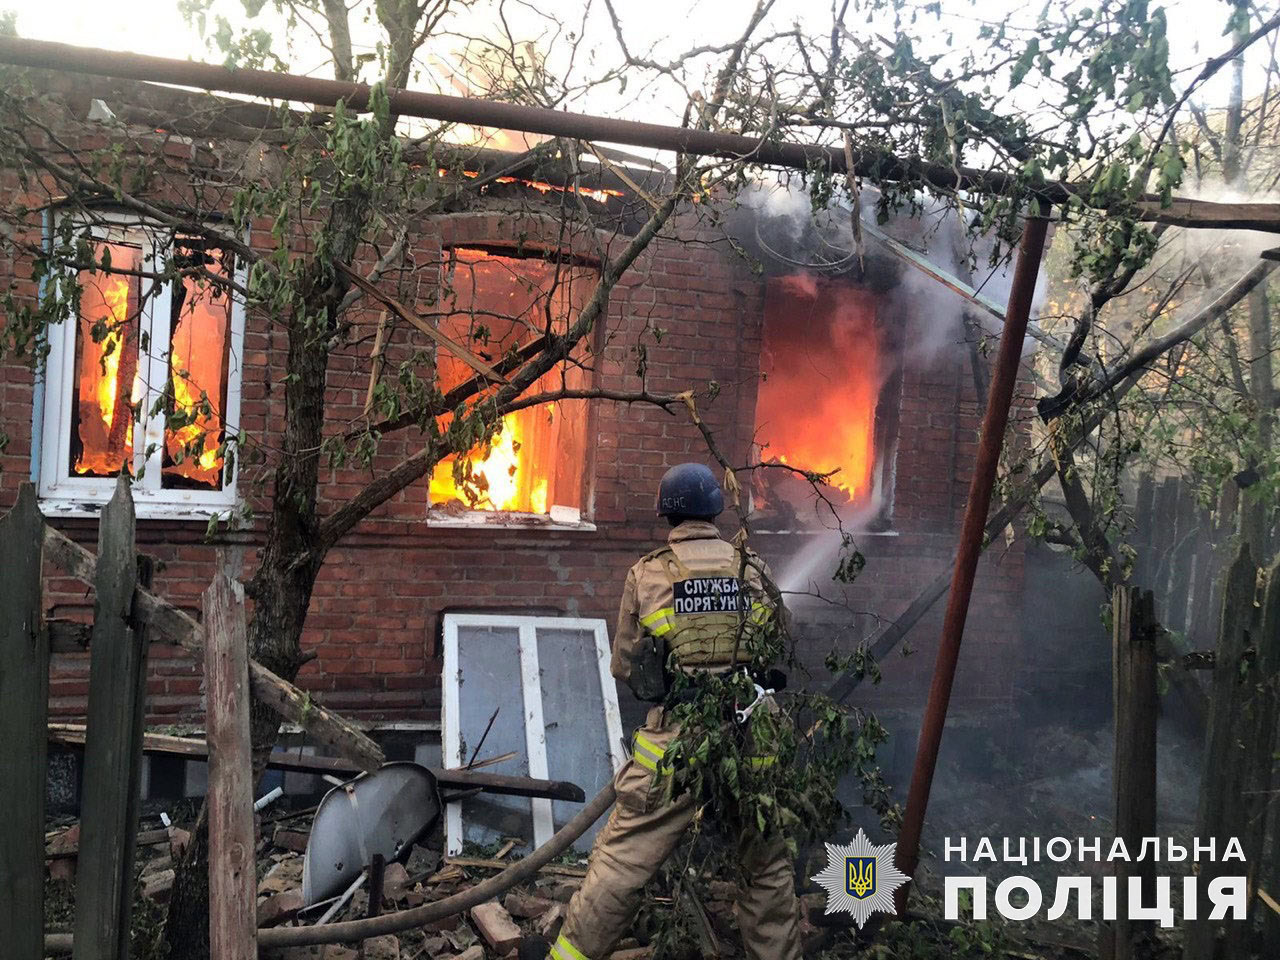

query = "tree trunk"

[{"left": 164, "top": 188, "right": 371, "bottom": 960}]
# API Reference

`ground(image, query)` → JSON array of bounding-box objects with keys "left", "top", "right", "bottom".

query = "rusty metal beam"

[
  {"left": 4, "top": 37, "right": 1280, "bottom": 232},
  {"left": 892, "top": 210, "right": 1051, "bottom": 909}
]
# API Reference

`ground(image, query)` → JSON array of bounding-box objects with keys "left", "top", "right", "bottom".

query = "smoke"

[
  {"left": 1155, "top": 179, "right": 1280, "bottom": 269},
  {"left": 727, "top": 179, "right": 1047, "bottom": 369}
]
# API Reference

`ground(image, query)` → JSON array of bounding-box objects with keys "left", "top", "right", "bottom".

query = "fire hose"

[{"left": 41, "top": 782, "right": 616, "bottom": 954}]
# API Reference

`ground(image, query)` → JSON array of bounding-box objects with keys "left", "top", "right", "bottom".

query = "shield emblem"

[{"left": 846, "top": 856, "right": 876, "bottom": 899}]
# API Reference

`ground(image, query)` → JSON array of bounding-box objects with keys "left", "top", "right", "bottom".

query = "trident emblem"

[{"left": 846, "top": 856, "right": 876, "bottom": 899}]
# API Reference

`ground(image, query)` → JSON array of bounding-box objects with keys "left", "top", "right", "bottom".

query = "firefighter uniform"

[{"left": 548, "top": 520, "right": 804, "bottom": 960}]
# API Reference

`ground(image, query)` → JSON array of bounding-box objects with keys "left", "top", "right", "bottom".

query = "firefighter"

[{"left": 542, "top": 462, "right": 804, "bottom": 960}]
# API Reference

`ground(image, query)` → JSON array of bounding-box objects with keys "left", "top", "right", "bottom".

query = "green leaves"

[{"left": 1010, "top": 38, "right": 1041, "bottom": 87}]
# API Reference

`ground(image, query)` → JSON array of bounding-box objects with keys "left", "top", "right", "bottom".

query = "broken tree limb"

[
  {"left": 256, "top": 781, "right": 616, "bottom": 948},
  {"left": 40, "top": 525, "right": 384, "bottom": 773},
  {"left": 47, "top": 724, "right": 585, "bottom": 801},
  {"left": 335, "top": 262, "right": 508, "bottom": 385}
]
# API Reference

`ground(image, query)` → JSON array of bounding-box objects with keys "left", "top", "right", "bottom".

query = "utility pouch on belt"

[{"left": 629, "top": 633, "right": 669, "bottom": 703}]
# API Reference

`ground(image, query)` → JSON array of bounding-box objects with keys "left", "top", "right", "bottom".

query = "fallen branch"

[
  {"left": 41, "top": 526, "right": 384, "bottom": 773},
  {"left": 335, "top": 261, "right": 507, "bottom": 385}
]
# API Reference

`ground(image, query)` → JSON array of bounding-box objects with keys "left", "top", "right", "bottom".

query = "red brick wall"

[{"left": 0, "top": 149, "right": 1027, "bottom": 730}]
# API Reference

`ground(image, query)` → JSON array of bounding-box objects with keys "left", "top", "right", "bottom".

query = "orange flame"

[
  {"left": 753, "top": 275, "right": 881, "bottom": 515},
  {"left": 427, "top": 248, "right": 590, "bottom": 516},
  {"left": 74, "top": 257, "right": 141, "bottom": 476},
  {"left": 430, "top": 412, "right": 550, "bottom": 513},
  {"left": 163, "top": 267, "right": 230, "bottom": 488}
]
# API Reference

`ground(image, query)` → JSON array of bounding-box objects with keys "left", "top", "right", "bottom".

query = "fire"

[
  {"left": 752, "top": 275, "right": 882, "bottom": 517},
  {"left": 163, "top": 261, "right": 231, "bottom": 488},
  {"left": 95, "top": 277, "right": 132, "bottom": 434},
  {"left": 427, "top": 248, "right": 591, "bottom": 516},
  {"left": 440, "top": 168, "right": 624, "bottom": 204},
  {"left": 430, "top": 412, "right": 550, "bottom": 514},
  {"left": 73, "top": 250, "right": 142, "bottom": 477}
]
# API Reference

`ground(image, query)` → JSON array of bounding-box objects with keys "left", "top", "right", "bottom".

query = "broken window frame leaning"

[
  {"left": 441, "top": 613, "right": 625, "bottom": 855},
  {"left": 36, "top": 210, "right": 246, "bottom": 519}
]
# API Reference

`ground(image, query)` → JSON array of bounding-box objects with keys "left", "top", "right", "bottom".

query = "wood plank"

[
  {"left": 203, "top": 571, "right": 257, "bottom": 960},
  {"left": 1234, "top": 557, "right": 1280, "bottom": 959},
  {"left": 41, "top": 523, "right": 384, "bottom": 772},
  {"left": 1165, "top": 484, "right": 1198, "bottom": 633},
  {"left": 73, "top": 477, "right": 146, "bottom": 960},
  {"left": 1184, "top": 545, "right": 1257, "bottom": 960},
  {"left": 48, "top": 725, "right": 586, "bottom": 800},
  {"left": 1101, "top": 587, "right": 1158, "bottom": 960},
  {"left": 0, "top": 483, "right": 49, "bottom": 960}
]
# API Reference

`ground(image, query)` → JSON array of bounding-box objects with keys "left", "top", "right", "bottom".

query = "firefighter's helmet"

[{"left": 656, "top": 462, "right": 724, "bottom": 518}]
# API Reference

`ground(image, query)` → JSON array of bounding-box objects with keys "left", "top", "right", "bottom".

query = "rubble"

[
  {"left": 258, "top": 889, "right": 304, "bottom": 927},
  {"left": 260, "top": 855, "right": 305, "bottom": 895},
  {"left": 470, "top": 899, "right": 523, "bottom": 953},
  {"left": 502, "top": 892, "right": 555, "bottom": 918}
]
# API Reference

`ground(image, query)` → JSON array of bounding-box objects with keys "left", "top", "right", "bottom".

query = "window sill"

[
  {"left": 426, "top": 508, "right": 597, "bottom": 532},
  {"left": 39, "top": 496, "right": 239, "bottom": 522}
]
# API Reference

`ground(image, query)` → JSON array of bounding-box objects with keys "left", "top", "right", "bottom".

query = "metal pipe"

[
  {"left": 3, "top": 37, "right": 1280, "bottom": 231},
  {"left": 892, "top": 210, "right": 1051, "bottom": 908}
]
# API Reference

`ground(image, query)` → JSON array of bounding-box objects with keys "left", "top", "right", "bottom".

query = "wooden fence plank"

[
  {"left": 1183, "top": 544, "right": 1257, "bottom": 960},
  {"left": 0, "top": 484, "right": 49, "bottom": 960},
  {"left": 41, "top": 523, "right": 384, "bottom": 772},
  {"left": 73, "top": 477, "right": 145, "bottom": 960},
  {"left": 1101, "top": 587, "right": 1158, "bottom": 960},
  {"left": 1237, "top": 557, "right": 1280, "bottom": 958},
  {"left": 1166, "top": 485, "right": 1198, "bottom": 634},
  {"left": 203, "top": 571, "right": 257, "bottom": 960}
]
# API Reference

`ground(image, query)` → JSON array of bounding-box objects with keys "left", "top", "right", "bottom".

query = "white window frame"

[
  {"left": 441, "top": 613, "right": 624, "bottom": 855},
  {"left": 37, "top": 212, "right": 245, "bottom": 519}
]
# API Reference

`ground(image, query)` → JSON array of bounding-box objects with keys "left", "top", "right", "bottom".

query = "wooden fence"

[{"left": 0, "top": 477, "right": 374, "bottom": 959}]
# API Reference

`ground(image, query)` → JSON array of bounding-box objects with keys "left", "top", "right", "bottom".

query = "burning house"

[{"left": 0, "top": 71, "right": 1031, "bottom": 797}]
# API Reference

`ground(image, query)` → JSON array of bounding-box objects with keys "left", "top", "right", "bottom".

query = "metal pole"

[
  {"left": 893, "top": 211, "right": 1050, "bottom": 908},
  {"left": 0, "top": 36, "right": 1276, "bottom": 231}
]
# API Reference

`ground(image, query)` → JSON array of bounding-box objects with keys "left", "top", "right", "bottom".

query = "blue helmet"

[{"left": 656, "top": 462, "right": 725, "bottom": 518}]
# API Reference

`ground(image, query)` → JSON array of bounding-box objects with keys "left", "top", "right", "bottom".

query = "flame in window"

[
  {"left": 752, "top": 274, "right": 883, "bottom": 521},
  {"left": 429, "top": 248, "right": 590, "bottom": 516},
  {"left": 72, "top": 246, "right": 142, "bottom": 477},
  {"left": 163, "top": 249, "right": 232, "bottom": 489}
]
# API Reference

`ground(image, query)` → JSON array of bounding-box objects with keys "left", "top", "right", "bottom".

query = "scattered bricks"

[
  {"left": 382, "top": 861, "right": 411, "bottom": 900},
  {"left": 259, "top": 855, "right": 304, "bottom": 895},
  {"left": 454, "top": 948, "right": 485, "bottom": 960},
  {"left": 363, "top": 934, "right": 400, "bottom": 960},
  {"left": 535, "top": 902, "right": 566, "bottom": 939},
  {"left": 272, "top": 826, "right": 310, "bottom": 853},
  {"left": 168, "top": 826, "right": 191, "bottom": 858},
  {"left": 46, "top": 824, "right": 80, "bottom": 881},
  {"left": 321, "top": 947, "right": 357, "bottom": 960},
  {"left": 141, "top": 868, "right": 176, "bottom": 901},
  {"left": 470, "top": 899, "right": 522, "bottom": 954},
  {"left": 503, "top": 892, "right": 555, "bottom": 918},
  {"left": 256, "top": 889, "right": 303, "bottom": 927},
  {"left": 547, "top": 879, "right": 581, "bottom": 902},
  {"left": 422, "top": 910, "right": 465, "bottom": 932}
]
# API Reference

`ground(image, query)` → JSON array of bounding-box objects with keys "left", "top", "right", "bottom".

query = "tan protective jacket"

[{"left": 611, "top": 521, "right": 778, "bottom": 694}]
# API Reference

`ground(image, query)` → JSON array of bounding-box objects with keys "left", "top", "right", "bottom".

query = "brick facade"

[{"left": 0, "top": 86, "right": 1027, "bottom": 733}]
